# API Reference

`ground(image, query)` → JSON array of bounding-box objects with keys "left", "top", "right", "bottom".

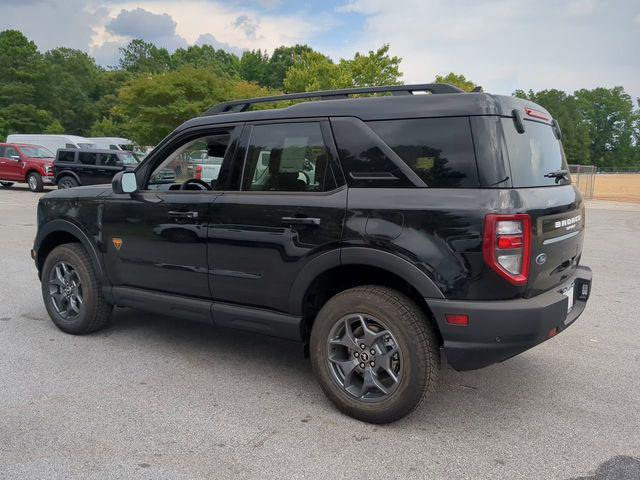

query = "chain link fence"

[{"left": 568, "top": 164, "right": 596, "bottom": 200}]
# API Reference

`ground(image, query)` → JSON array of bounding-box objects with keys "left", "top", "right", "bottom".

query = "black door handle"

[
  {"left": 169, "top": 211, "right": 199, "bottom": 219},
  {"left": 281, "top": 216, "right": 321, "bottom": 226}
]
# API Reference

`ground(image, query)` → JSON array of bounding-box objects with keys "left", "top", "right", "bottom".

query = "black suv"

[
  {"left": 32, "top": 84, "right": 592, "bottom": 423},
  {"left": 54, "top": 148, "right": 139, "bottom": 189}
]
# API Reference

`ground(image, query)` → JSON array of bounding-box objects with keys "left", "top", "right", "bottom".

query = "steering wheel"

[{"left": 180, "top": 178, "right": 212, "bottom": 191}]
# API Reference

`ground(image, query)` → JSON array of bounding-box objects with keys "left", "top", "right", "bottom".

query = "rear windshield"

[{"left": 502, "top": 118, "right": 570, "bottom": 187}]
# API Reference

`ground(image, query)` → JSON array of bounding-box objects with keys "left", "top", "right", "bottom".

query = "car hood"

[{"left": 43, "top": 184, "right": 113, "bottom": 200}]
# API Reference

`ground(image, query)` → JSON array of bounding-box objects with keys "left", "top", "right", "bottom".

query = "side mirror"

[{"left": 112, "top": 171, "right": 137, "bottom": 194}]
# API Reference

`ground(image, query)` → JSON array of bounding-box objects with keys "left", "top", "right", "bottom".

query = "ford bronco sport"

[{"left": 32, "top": 84, "right": 592, "bottom": 423}]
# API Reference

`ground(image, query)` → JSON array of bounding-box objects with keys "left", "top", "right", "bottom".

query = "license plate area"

[{"left": 562, "top": 283, "right": 575, "bottom": 313}]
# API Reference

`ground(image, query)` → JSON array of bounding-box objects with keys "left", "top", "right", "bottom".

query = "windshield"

[
  {"left": 118, "top": 151, "right": 139, "bottom": 165},
  {"left": 502, "top": 118, "right": 570, "bottom": 187},
  {"left": 20, "top": 146, "right": 54, "bottom": 158}
]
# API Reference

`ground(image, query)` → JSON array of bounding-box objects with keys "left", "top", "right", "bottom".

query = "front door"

[
  {"left": 208, "top": 120, "right": 347, "bottom": 313},
  {"left": 101, "top": 126, "right": 240, "bottom": 299}
]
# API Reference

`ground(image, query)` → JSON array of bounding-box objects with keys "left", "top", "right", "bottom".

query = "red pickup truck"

[{"left": 0, "top": 143, "right": 55, "bottom": 192}]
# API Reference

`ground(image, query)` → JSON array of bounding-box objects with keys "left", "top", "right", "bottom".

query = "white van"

[
  {"left": 88, "top": 137, "right": 134, "bottom": 151},
  {"left": 6, "top": 134, "right": 96, "bottom": 153}
]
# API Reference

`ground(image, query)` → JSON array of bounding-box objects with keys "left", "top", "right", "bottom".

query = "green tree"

[
  {"left": 113, "top": 66, "right": 270, "bottom": 145},
  {"left": 283, "top": 45, "right": 402, "bottom": 93},
  {"left": 434, "top": 72, "right": 477, "bottom": 92},
  {"left": 37, "top": 48, "right": 101, "bottom": 134},
  {"left": 172, "top": 44, "right": 241, "bottom": 78},
  {"left": 515, "top": 89, "right": 591, "bottom": 165},
  {"left": 344, "top": 44, "right": 402, "bottom": 87},
  {"left": 239, "top": 49, "right": 270, "bottom": 86},
  {"left": 0, "top": 30, "right": 43, "bottom": 107},
  {"left": 118, "top": 39, "right": 172, "bottom": 74},
  {"left": 0, "top": 104, "right": 58, "bottom": 139},
  {"left": 574, "top": 87, "right": 638, "bottom": 167},
  {"left": 266, "top": 44, "right": 315, "bottom": 89}
]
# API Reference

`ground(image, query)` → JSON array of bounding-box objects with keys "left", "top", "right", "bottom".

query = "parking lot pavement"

[{"left": 1, "top": 186, "right": 639, "bottom": 480}]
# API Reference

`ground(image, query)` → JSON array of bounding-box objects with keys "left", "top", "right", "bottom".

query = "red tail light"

[
  {"left": 483, "top": 214, "right": 531, "bottom": 286},
  {"left": 524, "top": 107, "right": 549, "bottom": 121},
  {"left": 195, "top": 165, "right": 203, "bottom": 180}
]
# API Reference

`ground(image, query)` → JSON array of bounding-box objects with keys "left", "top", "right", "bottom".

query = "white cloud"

[{"left": 331, "top": 0, "right": 640, "bottom": 101}]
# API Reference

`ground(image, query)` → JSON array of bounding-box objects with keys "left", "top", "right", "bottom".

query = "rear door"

[
  {"left": 208, "top": 119, "right": 346, "bottom": 313},
  {"left": 0, "top": 146, "right": 23, "bottom": 181},
  {"left": 501, "top": 114, "right": 584, "bottom": 296},
  {"left": 76, "top": 151, "right": 101, "bottom": 185}
]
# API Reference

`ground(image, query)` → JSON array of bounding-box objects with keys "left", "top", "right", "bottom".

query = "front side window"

[
  {"left": 20, "top": 146, "right": 54, "bottom": 158},
  {"left": 368, "top": 117, "right": 479, "bottom": 188},
  {"left": 241, "top": 122, "right": 336, "bottom": 192},
  {"left": 100, "top": 153, "right": 120, "bottom": 166},
  {"left": 4, "top": 146, "right": 18, "bottom": 159},
  {"left": 148, "top": 131, "right": 233, "bottom": 190},
  {"left": 79, "top": 152, "right": 97, "bottom": 165}
]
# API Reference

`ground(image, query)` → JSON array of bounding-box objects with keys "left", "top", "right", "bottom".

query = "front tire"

[
  {"left": 310, "top": 286, "right": 440, "bottom": 424},
  {"left": 27, "top": 172, "right": 44, "bottom": 192},
  {"left": 41, "top": 243, "right": 112, "bottom": 334}
]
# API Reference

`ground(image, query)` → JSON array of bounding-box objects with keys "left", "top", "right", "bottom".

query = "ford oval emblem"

[{"left": 536, "top": 253, "right": 548, "bottom": 265}]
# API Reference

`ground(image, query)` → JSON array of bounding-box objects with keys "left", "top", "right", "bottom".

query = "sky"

[{"left": 2, "top": 0, "right": 639, "bottom": 101}]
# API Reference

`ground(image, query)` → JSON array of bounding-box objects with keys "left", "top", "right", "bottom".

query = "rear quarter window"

[
  {"left": 367, "top": 117, "right": 479, "bottom": 188},
  {"left": 57, "top": 151, "right": 76, "bottom": 163},
  {"left": 501, "top": 118, "right": 570, "bottom": 187}
]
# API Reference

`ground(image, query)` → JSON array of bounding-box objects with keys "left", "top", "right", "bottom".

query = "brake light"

[
  {"left": 524, "top": 107, "right": 549, "bottom": 121},
  {"left": 195, "top": 165, "right": 202, "bottom": 180},
  {"left": 483, "top": 214, "right": 531, "bottom": 285}
]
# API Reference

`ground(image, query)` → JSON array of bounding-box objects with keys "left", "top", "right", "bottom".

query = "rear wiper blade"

[{"left": 544, "top": 170, "right": 570, "bottom": 182}]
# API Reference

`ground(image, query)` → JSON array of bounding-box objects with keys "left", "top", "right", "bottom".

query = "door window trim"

[
  {"left": 138, "top": 123, "right": 243, "bottom": 193},
  {"left": 220, "top": 117, "right": 346, "bottom": 195}
]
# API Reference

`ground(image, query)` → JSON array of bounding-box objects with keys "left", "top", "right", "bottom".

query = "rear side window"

[
  {"left": 57, "top": 151, "right": 76, "bottom": 163},
  {"left": 79, "top": 152, "right": 97, "bottom": 165},
  {"left": 367, "top": 117, "right": 479, "bottom": 188},
  {"left": 501, "top": 119, "right": 570, "bottom": 187}
]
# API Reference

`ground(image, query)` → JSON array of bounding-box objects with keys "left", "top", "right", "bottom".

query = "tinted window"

[
  {"left": 118, "top": 151, "right": 138, "bottom": 165},
  {"left": 368, "top": 117, "right": 479, "bottom": 188},
  {"left": 100, "top": 153, "right": 120, "bottom": 166},
  {"left": 79, "top": 152, "right": 97, "bottom": 165},
  {"left": 148, "top": 131, "right": 234, "bottom": 190},
  {"left": 502, "top": 119, "right": 570, "bottom": 187},
  {"left": 65, "top": 144, "right": 76, "bottom": 148},
  {"left": 331, "top": 117, "right": 412, "bottom": 188},
  {"left": 242, "top": 122, "right": 337, "bottom": 192},
  {"left": 57, "top": 151, "right": 76, "bottom": 163}
]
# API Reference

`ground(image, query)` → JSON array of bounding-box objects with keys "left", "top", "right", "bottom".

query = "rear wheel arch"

[{"left": 296, "top": 253, "right": 444, "bottom": 345}]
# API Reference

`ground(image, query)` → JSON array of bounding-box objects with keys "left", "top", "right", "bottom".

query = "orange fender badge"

[{"left": 112, "top": 237, "right": 123, "bottom": 250}]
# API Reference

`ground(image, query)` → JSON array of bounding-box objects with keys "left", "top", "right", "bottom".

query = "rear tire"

[
  {"left": 0, "top": 181, "right": 14, "bottom": 188},
  {"left": 27, "top": 172, "right": 44, "bottom": 192},
  {"left": 310, "top": 286, "right": 440, "bottom": 424},
  {"left": 41, "top": 243, "right": 112, "bottom": 334},
  {"left": 57, "top": 176, "right": 78, "bottom": 189}
]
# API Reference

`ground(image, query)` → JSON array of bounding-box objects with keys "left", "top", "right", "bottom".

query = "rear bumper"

[{"left": 427, "top": 266, "right": 592, "bottom": 371}]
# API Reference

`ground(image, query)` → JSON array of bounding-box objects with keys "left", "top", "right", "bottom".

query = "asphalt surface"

[{"left": 1, "top": 185, "right": 639, "bottom": 480}]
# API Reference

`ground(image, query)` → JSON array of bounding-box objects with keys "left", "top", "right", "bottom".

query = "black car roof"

[
  {"left": 179, "top": 89, "right": 551, "bottom": 132},
  {"left": 56, "top": 149, "right": 130, "bottom": 154}
]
